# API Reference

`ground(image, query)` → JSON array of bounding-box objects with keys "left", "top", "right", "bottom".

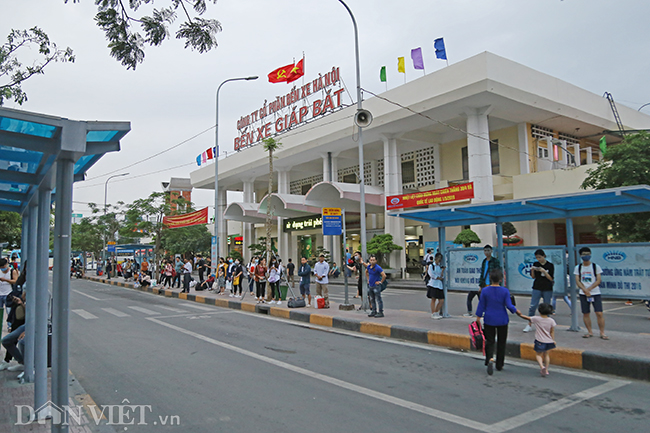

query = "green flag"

[
  {"left": 599, "top": 136, "right": 607, "bottom": 154},
  {"left": 380, "top": 66, "right": 386, "bottom": 82}
]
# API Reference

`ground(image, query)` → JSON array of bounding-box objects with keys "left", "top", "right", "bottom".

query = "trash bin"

[{"left": 280, "top": 285, "right": 288, "bottom": 300}]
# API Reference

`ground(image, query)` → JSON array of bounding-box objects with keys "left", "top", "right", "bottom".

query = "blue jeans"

[
  {"left": 528, "top": 289, "right": 553, "bottom": 316},
  {"left": 368, "top": 284, "right": 383, "bottom": 313},
  {"left": 2, "top": 324, "right": 25, "bottom": 364}
]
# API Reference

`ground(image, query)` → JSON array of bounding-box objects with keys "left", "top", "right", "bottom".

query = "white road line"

[
  {"left": 180, "top": 303, "right": 214, "bottom": 311},
  {"left": 72, "top": 290, "right": 103, "bottom": 301},
  {"left": 147, "top": 316, "right": 489, "bottom": 431},
  {"left": 486, "top": 380, "right": 630, "bottom": 433},
  {"left": 127, "top": 306, "right": 160, "bottom": 315},
  {"left": 101, "top": 308, "right": 130, "bottom": 318},
  {"left": 156, "top": 306, "right": 189, "bottom": 313},
  {"left": 71, "top": 309, "right": 98, "bottom": 320}
]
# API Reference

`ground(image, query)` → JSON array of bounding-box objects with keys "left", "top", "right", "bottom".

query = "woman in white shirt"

[{"left": 426, "top": 253, "right": 445, "bottom": 320}]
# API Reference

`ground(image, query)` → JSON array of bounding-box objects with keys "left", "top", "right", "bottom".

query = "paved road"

[
  {"left": 321, "top": 279, "right": 650, "bottom": 334},
  {"left": 68, "top": 278, "right": 650, "bottom": 432}
]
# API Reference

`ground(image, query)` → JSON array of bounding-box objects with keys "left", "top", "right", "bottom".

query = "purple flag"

[{"left": 411, "top": 47, "right": 424, "bottom": 70}]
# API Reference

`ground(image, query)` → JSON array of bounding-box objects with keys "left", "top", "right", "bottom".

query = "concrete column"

[
  {"left": 242, "top": 181, "right": 255, "bottom": 258},
  {"left": 277, "top": 170, "right": 291, "bottom": 260},
  {"left": 382, "top": 136, "right": 406, "bottom": 273},
  {"left": 24, "top": 206, "right": 36, "bottom": 382},
  {"left": 465, "top": 107, "right": 494, "bottom": 246},
  {"left": 217, "top": 188, "right": 227, "bottom": 258},
  {"left": 52, "top": 158, "right": 74, "bottom": 431},
  {"left": 34, "top": 188, "right": 51, "bottom": 411},
  {"left": 517, "top": 123, "right": 530, "bottom": 175},
  {"left": 369, "top": 160, "right": 378, "bottom": 186}
]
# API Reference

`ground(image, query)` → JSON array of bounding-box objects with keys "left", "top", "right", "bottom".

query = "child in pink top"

[{"left": 517, "top": 303, "right": 557, "bottom": 377}]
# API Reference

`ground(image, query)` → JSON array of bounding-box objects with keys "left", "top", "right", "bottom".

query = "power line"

[
  {"left": 76, "top": 162, "right": 195, "bottom": 189},
  {"left": 87, "top": 125, "right": 215, "bottom": 180}
]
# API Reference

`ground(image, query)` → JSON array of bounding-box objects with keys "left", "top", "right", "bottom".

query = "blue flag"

[
  {"left": 196, "top": 155, "right": 202, "bottom": 166},
  {"left": 434, "top": 38, "right": 447, "bottom": 60}
]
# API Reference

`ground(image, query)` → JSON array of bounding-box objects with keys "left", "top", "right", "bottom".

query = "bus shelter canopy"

[{"left": 389, "top": 185, "right": 650, "bottom": 227}]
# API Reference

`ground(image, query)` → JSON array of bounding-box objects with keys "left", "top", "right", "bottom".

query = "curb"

[{"left": 83, "top": 275, "right": 649, "bottom": 382}]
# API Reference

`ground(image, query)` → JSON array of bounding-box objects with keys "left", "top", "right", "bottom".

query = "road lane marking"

[
  {"left": 73, "top": 290, "right": 103, "bottom": 301},
  {"left": 486, "top": 380, "right": 630, "bottom": 433},
  {"left": 101, "top": 308, "right": 130, "bottom": 318},
  {"left": 148, "top": 315, "right": 630, "bottom": 432},
  {"left": 180, "top": 303, "right": 214, "bottom": 311},
  {"left": 72, "top": 309, "right": 98, "bottom": 320},
  {"left": 156, "top": 306, "right": 189, "bottom": 313},
  {"left": 128, "top": 306, "right": 160, "bottom": 315}
]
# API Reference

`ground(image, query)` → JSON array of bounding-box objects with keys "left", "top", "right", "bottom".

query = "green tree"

[
  {"left": 366, "top": 234, "right": 402, "bottom": 268},
  {"left": 262, "top": 137, "right": 282, "bottom": 263},
  {"left": 67, "top": 0, "right": 221, "bottom": 70},
  {"left": 454, "top": 229, "right": 481, "bottom": 248},
  {"left": 582, "top": 132, "right": 650, "bottom": 241},
  {"left": 0, "top": 27, "right": 74, "bottom": 105},
  {"left": 71, "top": 218, "right": 104, "bottom": 257},
  {"left": 160, "top": 224, "right": 211, "bottom": 258},
  {"left": 248, "top": 236, "right": 276, "bottom": 259},
  {"left": 0, "top": 210, "right": 22, "bottom": 249},
  {"left": 502, "top": 222, "right": 517, "bottom": 237}
]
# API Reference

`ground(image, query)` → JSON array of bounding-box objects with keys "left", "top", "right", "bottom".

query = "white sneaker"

[
  {"left": 523, "top": 324, "right": 533, "bottom": 333},
  {"left": 307, "top": 303, "right": 312, "bottom": 308},
  {"left": 276, "top": 301, "right": 282, "bottom": 306},
  {"left": 7, "top": 364, "right": 24, "bottom": 371},
  {"left": 431, "top": 313, "right": 437, "bottom": 319},
  {"left": 235, "top": 294, "right": 241, "bottom": 298},
  {"left": 229, "top": 294, "right": 234, "bottom": 298},
  {"left": 269, "top": 300, "right": 276, "bottom": 304},
  {"left": 0, "top": 361, "right": 13, "bottom": 371},
  {"left": 433, "top": 314, "right": 443, "bottom": 320},
  {"left": 463, "top": 313, "right": 473, "bottom": 317}
]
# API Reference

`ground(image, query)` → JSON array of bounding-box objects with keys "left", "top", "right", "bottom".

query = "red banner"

[
  {"left": 163, "top": 207, "right": 208, "bottom": 229},
  {"left": 386, "top": 182, "right": 474, "bottom": 210}
]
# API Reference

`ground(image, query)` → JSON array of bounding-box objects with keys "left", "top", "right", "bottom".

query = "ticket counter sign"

[
  {"left": 322, "top": 208, "right": 342, "bottom": 236},
  {"left": 387, "top": 182, "right": 474, "bottom": 210}
]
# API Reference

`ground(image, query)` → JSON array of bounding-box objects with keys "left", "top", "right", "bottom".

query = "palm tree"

[{"left": 262, "top": 137, "right": 282, "bottom": 263}]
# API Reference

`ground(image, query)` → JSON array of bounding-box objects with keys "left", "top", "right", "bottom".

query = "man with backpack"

[
  {"left": 465, "top": 245, "right": 501, "bottom": 317},
  {"left": 574, "top": 247, "right": 607, "bottom": 340}
]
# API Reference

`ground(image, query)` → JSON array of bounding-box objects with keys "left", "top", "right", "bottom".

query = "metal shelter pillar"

[
  {"left": 438, "top": 226, "right": 450, "bottom": 318},
  {"left": 34, "top": 187, "right": 51, "bottom": 412},
  {"left": 24, "top": 203, "right": 38, "bottom": 383},
  {"left": 496, "top": 222, "right": 504, "bottom": 281},
  {"left": 52, "top": 158, "right": 74, "bottom": 433},
  {"left": 566, "top": 217, "right": 580, "bottom": 331}
]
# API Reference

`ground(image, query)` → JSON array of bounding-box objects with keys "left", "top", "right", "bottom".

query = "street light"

[
  {"left": 338, "top": 0, "right": 370, "bottom": 310},
  {"left": 214, "top": 76, "right": 258, "bottom": 266},
  {"left": 103, "top": 173, "right": 129, "bottom": 274}
]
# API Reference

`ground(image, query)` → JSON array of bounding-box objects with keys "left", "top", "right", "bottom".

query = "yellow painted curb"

[
  {"left": 360, "top": 321, "right": 391, "bottom": 337},
  {"left": 195, "top": 295, "right": 206, "bottom": 303},
  {"left": 164, "top": 290, "right": 172, "bottom": 297},
  {"left": 178, "top": 293, "right": 187, "bottom": 300},
  {"left": 240, "top": 303, "right": 256, "bottom": 312},
  {"left": 214, "top": 298, "right": 229, "bottom": 308},
  {"left": 427, "top": 331, "right": 471, "bottom": 351},
  {"left": 551, "top": 348, "right": 583, "bottom": 369},
  {"left": 270, "top": 307, "right": 291, "bottom": 319},
  {"left": 310, "top": 314, "right": 333, "bottom": 327}
]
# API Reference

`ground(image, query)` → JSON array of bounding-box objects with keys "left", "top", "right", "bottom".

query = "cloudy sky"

[{"left": 3, "top": 0, "right": 649, "bottom": 217}]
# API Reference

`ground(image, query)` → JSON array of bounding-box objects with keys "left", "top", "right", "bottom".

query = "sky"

[{"left": 3, "top": 0, "right": 650, "bottom": 218}]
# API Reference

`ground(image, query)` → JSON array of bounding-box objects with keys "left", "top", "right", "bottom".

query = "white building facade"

[{"left": 190, "top": 52, "right": 650, "bottom": 277}]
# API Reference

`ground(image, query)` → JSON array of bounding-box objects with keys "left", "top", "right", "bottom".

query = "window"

[
  {"left": 538, "top": 146, "right": 549, "bottom": 159},
  {"left": 301, "top": 184, "right": 311, "bottom": 195},
  {"left": 343, "top": 173, "right": 357, "bottom": 184},
  {"left": 461, "top": 140, "right": 500, "bottom": 180},
  {"left": 401, "top": 160, "right": 415, "bottom": 184}
]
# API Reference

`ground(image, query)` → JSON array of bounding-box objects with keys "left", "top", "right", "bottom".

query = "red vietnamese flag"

[
  {"left": 268, "top": 63, "right": 294, "bottom": 83},
  {"left": 206, "top": 147, "right": 213, "bottom": 159},
  {"left": 286, "top": 59, "right": 305, "bottom": 83}
]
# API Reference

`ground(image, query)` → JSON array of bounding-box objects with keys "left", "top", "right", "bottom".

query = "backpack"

[
  {"left": 468, "top": 321, "right": 485, "bottom": 354},
  {"left": 423, "top": 263, "right": 432, "bottom": 285}
]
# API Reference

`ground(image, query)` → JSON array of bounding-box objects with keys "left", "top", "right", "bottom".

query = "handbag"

[{"left": 15, "top": 304, "right": 25, "bottom": 321}]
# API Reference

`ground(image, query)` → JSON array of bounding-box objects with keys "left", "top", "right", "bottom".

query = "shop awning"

[
  {"left": 258, "top": 193, "right": 321, "bottom": 218},
  {"left": 223, "top": 202, "right": 275, "bottom": 224},
  {"left": 304, "top": 181, "right": 385, "bottom": 213}
]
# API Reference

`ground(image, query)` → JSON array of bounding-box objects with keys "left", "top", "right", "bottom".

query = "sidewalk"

[
  {"left": 0, "top": 346, "right": 116, "bottom": 432},
  {"left": 84, "top": 275, "right": 650, "bottom": 382}
]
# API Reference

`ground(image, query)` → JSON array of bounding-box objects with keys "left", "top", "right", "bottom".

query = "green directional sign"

[{"left": 72, "top": 213, "right": 83, "bottom": 218}]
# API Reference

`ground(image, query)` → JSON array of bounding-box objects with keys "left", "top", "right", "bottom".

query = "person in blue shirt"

[
  {"left": 475, "top": 268, "right": 523, "bottom": 375},
  {"left": 366, "top": 255, "right": 387, "bottom": 318}
]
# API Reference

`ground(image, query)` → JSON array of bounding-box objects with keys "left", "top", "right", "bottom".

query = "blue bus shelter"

[
  {"left": 389, "top": 185, "right": 650, "bottom": 331},
  {"left": 0, "top": 106, "right": 130, "bottom": 430}
]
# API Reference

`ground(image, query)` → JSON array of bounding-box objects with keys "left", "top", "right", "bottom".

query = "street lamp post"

[
  {"left": 338, "top": 0, "right": 370, "bottom": 310},
  {"left": 103, "top": 173, "right": 129, "bottom": 275},
  {"left": 214, "top": 76, "right": 258, "bottom": 267}
]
